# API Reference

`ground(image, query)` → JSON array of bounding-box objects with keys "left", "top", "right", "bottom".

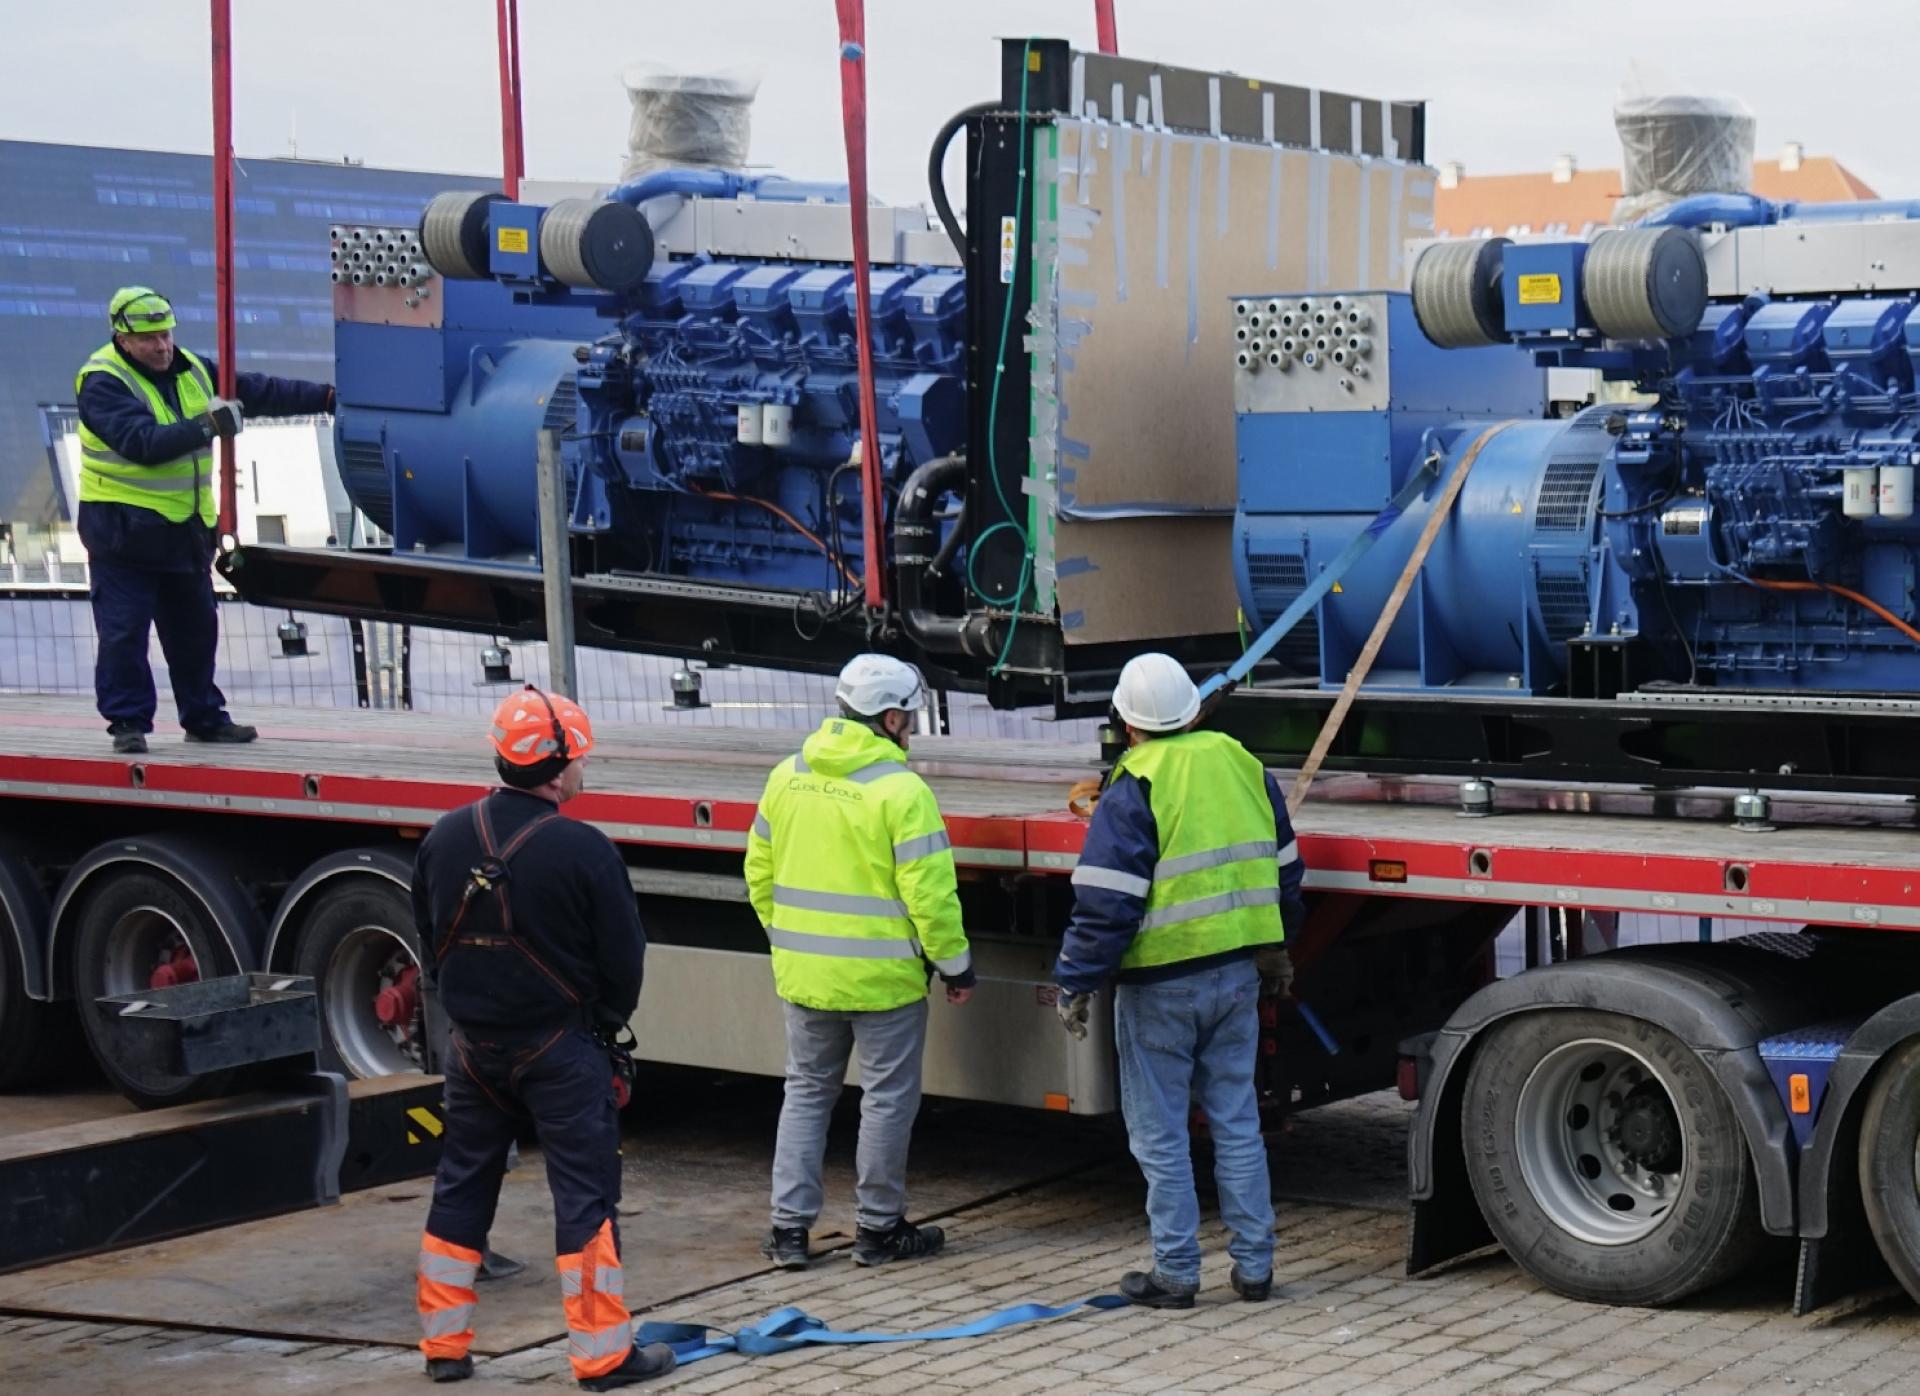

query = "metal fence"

[{"left": 0, "top": 594, "right": 1097, "bottom": 742}]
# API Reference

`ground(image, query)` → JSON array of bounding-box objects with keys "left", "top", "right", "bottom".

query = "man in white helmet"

[
  {"left": 744, "top": 654, "right": 975, "bottom": 1271},
  {"left": 1053, "top": 652, "right": 1305, "bottom": 1309}
]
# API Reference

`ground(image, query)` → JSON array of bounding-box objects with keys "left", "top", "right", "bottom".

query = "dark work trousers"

[
  {"left": 88, "top": 555, "right": 227, "bottom": 734},
  {"left": 426, "top": 1026, "right": 624, "bottom": 1257}
]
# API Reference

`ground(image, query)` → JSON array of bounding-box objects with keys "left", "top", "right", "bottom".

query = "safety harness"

[{"left": 437, "top": 798, "right": 580, "bottom": 1006}]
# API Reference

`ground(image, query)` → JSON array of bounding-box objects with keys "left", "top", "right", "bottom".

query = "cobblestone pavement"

[{"left": 7, "top": 1093, "right": 1920, "bottom": 1395}]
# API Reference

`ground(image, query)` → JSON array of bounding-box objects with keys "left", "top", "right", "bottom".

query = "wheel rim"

[
  {"left": 324, "top": 924, "right": 425, "bottom": 1078},
  {"left": 100, "top": 905, "right": 198, "bottom": 996},
  {"left": 1515, "top": 1037, "right": 1684, "bottom": 1245}
]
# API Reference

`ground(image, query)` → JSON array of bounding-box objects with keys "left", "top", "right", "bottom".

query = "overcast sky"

[{"left": 5, "top": 1, "right": 1914, "bottom": 204}]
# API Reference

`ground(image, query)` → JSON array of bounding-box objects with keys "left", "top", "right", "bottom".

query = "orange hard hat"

[{"left": 489, "top": 686, "right": 594, "bottom": 767}]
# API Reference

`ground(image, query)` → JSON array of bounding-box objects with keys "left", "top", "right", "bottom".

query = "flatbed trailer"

[{"left": 7, "top": 693, "right": 1920, "bottom": 1314}]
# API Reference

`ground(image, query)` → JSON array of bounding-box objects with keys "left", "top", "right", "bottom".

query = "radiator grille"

[
  {"left": 1245, "top": 551, "right": 1321, "bottom": 671},
  {"left": 1535, "top": 569, "right": 1591, "bottom": 643},
  {"left": 542, "top": 374, "right": 579, "bottom": 433},
  {"left": 1535, "top": 458, "right": 1601, "bottom": 534},
  {"left": 336, "top": 436, "right": 392, "bottom": 533}
]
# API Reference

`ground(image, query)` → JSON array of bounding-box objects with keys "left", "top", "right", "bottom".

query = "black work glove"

[{"left": 198, "top": 397, "right": 244, "bottom": 440}]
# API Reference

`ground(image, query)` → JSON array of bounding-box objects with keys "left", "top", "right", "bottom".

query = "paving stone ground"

[{"left": 6, "top": 1093, "right": 1920, "bottom": 1395}]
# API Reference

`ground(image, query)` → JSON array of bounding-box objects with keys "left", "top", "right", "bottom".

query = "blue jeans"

[{"left": 1115, "top": 956, "right": 1274, "bottom": 1286}]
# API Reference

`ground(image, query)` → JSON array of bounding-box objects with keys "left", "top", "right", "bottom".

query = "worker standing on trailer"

[
  {"left": 410, "top": 688, "right": 675, "bottom": 1390},
  {"left": 1053, "top": 652, "right": 1306, "bottom": 1309},
  {"left": 745, "top": 654, "right": 975, "bottom": 1271},
  {"left": 75, "top": 286, "right": 335, "bottom": 754}
]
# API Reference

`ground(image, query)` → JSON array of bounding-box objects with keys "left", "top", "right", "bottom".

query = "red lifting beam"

[
  {"left": 495, "top": 0, "right": 524, "bottom": 198},
  {"left": 210, "top": 0, "right": 238, "bottom": 539},
  {"left": 834, "top": 0, "right": 888, "bottom": 610},
  {"left": 1094, "top": 0, "right": 1119, "bottom": 54}
]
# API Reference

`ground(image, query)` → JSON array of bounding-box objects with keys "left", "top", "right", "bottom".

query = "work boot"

[
  {"left": 1118, "top": 1268, "right": 1198, "bottom": 1310},
  {"left": 852, "top": 1218, "right": 945, "bottom": 1267},
  {"left": 477, "top": 1246, "right": 525, "bottom": 1281},
  {"left": 577, "top": 1341, "right": 677, "bottom": 1391},
  {"left": 424, "top": 1355, "right": 473, "bottom": 1382},
  {"left": 186, "top": 721, "right": 258, "bottom": 743},
  {"left": 108, "top": 724, "right": 148, "bottom": 755},
  {"left": 1229, "top": 1266, "right": 1272, "bottom": 1302},
  {"left": 761, "top": 1225, "right": 810, "bottom": 1270}
]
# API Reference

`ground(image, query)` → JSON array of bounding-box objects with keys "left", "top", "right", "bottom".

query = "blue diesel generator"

[{"left": 1212, "top": 198, "right": 1920, "bottom": 792}]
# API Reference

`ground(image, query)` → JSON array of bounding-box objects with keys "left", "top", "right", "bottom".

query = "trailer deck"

[{"left": 5, "top": 695, "right": 1919, "bottom": 932}]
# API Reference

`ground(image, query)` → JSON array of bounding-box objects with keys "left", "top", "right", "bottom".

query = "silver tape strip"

[
  {"left": 1057, "top": 203, "right": 1100, "bottom": 240},
  {"left": 1112, "top": 126, "right": 1130, "bottom": 303},
  {"left": 1216, "top": 135, "right": 1230, "bottom": 237},
  {"left": 1149, "top": 72, "right": 1165, "bottom": 128},
  {"left": 1267, "top": 146, "right": 1282, "bottom": 270},
  {"left": 1077, "top": 117, "right": 1095, "bottom": 203},
  {"left": 1308, "top": 88, "right": 1321, "bottom": 148},
  {"left": 1357, "top": 160, "right": 1372, "bottom": 287},
  {"left": 1137, "top": 96, "right": 1153, "bottom": 173},
  {"left": 1155, "top": 133, "right": 1172, "bottom": 290},
  {"left": 1380, "top": 99, "right": 1398, "bottom": 160},
  {"left": 1070, "top": 53, "right": 1085, "bottom": 118},
  {"left": 1350, "top": 100, "right": 1363, "bottom": 157},
  {"left": 1208, "top": 77, "right": 1221, "bottom": 137},
  {"left": 1187, "top": 139, "right": 1202, "bottom": 343},
  {"left": 1261, "top": 91, "right": 1275, "bottom": 144},
  {"left": 1387, "top": 165, "right": 1405, "bottom": 282}
]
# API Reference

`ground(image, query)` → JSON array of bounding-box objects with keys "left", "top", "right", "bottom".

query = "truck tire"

[
  {"left": 1857, "top": 1038, "right": 1920, "bottom": 1304},
  {"left": 293, "top": 876, "right": 427, "bottom": 1080},
  {"left": 1460, "top": 1009, "right": 1765, "bottom": 1305},
  {"left": 0, "top": 913, "right": 75, "bottom": 1090},
  {"left": 73, "top": 868, "right": 241, "bottom": 1109}
]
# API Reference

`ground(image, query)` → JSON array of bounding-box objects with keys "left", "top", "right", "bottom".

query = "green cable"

[{"left": 978, "top": 38, "right": 1036, "bottom": 675}]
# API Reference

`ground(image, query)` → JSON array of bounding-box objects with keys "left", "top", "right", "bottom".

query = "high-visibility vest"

[
  {"left": 745, "top": 717, "right": 971, "bottom": 1012},
  {"left": 1111, "top": 729, "right": 1287, "bottom": 972},
  {"left": 74, "top": 343, "right": 216, "bottom": 526}
]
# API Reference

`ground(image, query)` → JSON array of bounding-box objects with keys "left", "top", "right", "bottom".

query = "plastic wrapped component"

[
  {"left": 1613, "top": 84, "right": 1756, "bottom": 225},
  {"left": 618, "top": 64, "right": 760, "bottom": 184},
  {"left": 538, "top": 199, "right": 655, "bottom": 291}
]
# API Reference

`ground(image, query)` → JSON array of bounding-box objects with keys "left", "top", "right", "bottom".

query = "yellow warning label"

[
  {"left": 1517, "top": 273, "right": 1562, "bottom": 305},
  {"left": 407, "top": 1105, "right": 444, "bottom": 1140},
  {"left": 496, "top": 226, "right": 529, "bottom": 254},
  {"left": 1027, "top": 49, "right": 1042, "bottom": 71}
]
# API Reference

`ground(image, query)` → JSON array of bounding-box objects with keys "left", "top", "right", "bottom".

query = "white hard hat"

[
  {"left": 835, "top": 653, "right": 926, "bottom": 717},
  {"left": 1111, "top": 652, "right": 1200, "bottom": 733}
]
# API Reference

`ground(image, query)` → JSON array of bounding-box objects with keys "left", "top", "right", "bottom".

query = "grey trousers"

[{"left": 770, "top": 997, "right": 929, "bottom": 1233}]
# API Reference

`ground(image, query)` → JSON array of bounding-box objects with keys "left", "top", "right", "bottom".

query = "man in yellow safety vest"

[
  {"left": 1054, "top": 652, "right": 1306, "bottom": 1309},
  {"left": 75, "top": 286, "right": 335, "bottom": 753},
  {"left": 745, "top": 654, "right": 975, "bottom": 1271}
]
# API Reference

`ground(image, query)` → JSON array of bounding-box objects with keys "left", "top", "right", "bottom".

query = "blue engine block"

[
  {"left": 332, "top": 185, "right": 965, "bottom": 600},
  {"left": 1233, "top": 206, "right": 1920, "bottom": 696}
]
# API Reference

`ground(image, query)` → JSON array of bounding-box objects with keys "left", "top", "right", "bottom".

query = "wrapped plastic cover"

[
  {"left": 619, "top": 64, "right": 761, "bottom": 184},
  {"left": 1612, "top": 72, "right": 1756, "bottom": 224}
]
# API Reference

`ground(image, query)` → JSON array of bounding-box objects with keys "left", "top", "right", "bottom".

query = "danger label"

[
  {"left": 496, "top": 226, "right": 529, "bottom": 254},
  {"left": 1516, "top": 273, "right": 1562, "bottom": 305}
]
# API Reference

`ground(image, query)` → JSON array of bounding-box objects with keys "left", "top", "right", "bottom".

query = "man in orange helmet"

[{"left": 409, "top": 687, "right": 673, "bottom": 1389}]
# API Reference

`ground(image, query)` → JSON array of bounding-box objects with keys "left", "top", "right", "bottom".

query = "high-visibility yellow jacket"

[{"left": 745, "top": 718, "right": 971, "bottom": 1012}]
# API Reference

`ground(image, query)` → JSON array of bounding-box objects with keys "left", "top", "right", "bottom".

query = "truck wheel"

[
  {"left": 1460, "top": 1009, "right": 1764, "bottom": 1305},
  {"left": 73, "top": 869, "right": 240, "bottom": 1108},
  {"left": 0, "top": 914, "right": 75, "bottom": 1090},
  {"left": 1857, "top": 1038, "right": 1920, "bottom": 1304},
  {"left": 293, "top": 877, "right": 427, "bottom": 1079}
]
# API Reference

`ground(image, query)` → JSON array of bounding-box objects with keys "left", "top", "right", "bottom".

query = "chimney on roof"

[
  {"left": 1439, "top": 160, "right": 1464, "bottom": 189},
  {"left": 1780, "top": 140, "right": 1804, "bottom": 172},
  {"left": 1552, "top": 153, "right": 1576, "bottom": 184}
]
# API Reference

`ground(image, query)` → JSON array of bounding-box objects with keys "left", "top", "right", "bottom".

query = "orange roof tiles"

[{"left": 1434, "top": 158, "right": 1878, "bottom": 237}]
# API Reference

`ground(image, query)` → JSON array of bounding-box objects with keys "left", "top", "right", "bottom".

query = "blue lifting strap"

[{"left": 635, "top": 1293, "right": 1131, "bottom": 1367}]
